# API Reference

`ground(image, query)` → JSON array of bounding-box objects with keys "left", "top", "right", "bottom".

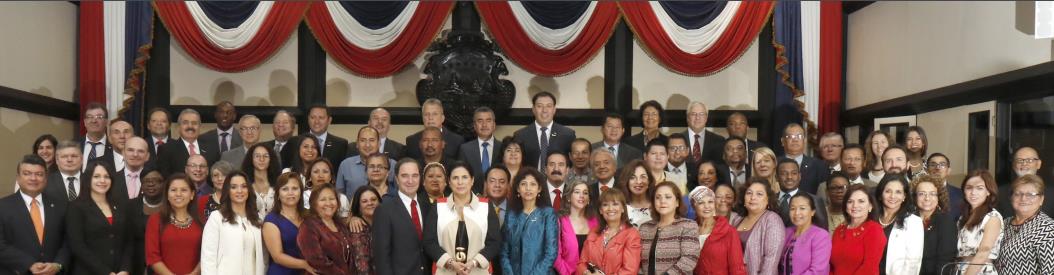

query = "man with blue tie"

[
  {"left": 458, "top": 107, "right": 502, "bottom": 194},
  {"left": 0, "top": 155, "right": 70, "bottom": 275},
  {"left": 591, "top": 113, "right": 642, "bottom": 169}
]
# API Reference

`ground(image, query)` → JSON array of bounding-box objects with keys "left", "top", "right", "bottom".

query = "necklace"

[
  {"left": 879, "top": 215, "right": 894, "bottom": 226},
  {"left": 171, "top": 214, "right": 192, "bottom": 229},
  {"left": 143, "top": 197, "right": 162, "bottom": 208}
]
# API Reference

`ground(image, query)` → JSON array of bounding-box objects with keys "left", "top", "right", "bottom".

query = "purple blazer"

[
  {"left": 778, "top": 225, "right": 831, "bottom": 275},
  {"left": 554, "top": 216, "right": 598, "bottom": 275}
]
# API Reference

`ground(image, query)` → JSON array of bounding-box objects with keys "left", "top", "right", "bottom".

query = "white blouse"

[{"left": 627, "top": 204, "right": 652, "bottom": 228}]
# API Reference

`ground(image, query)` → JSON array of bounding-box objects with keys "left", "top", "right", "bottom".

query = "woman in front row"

[
  {"left": 778, "top": 193, "right": 831, "bottom": 275},
  {"left": 578, "top": 189, "right": 641, "bottom": 274},
  {"left": 731, "top": 178, "right": 784, "bottom": 275},
  {"left": 298, "top": 183, "right": 358, "bottom": 274},
  {"left": 690, "top": 185, "right": 746, "bottom": 275},
  {"left": 913, "top": 175, "right": 957, "bottom": 275},
  {"left": 262, "top": 172, "right": 315, "bottom": 275},
  {"left": 639, "top": 181, "right": 699, "bottom": 274},
  {"left": 501, "top": 168, "right": 559, "bottom": 275},
  {"left": 425, "top": 162, "right": 502, "bottom": 274},
  {"left": 554, "top": 180, "right": 598, "bottom": 275},
  {"left": 146, "top": 173, "right": 203, "bottom": 275},
  {"left": 996, "top": 174, "right": 1054, "bottom": 274},
  {"left": 875, "top": 174, "right": 923, "bottom": 275},
  {"left": 830, "top": 185, "right": 886, "bottom": 275},
  {"left": 956, "top": 170, "right": 1002, "bottom": 275},
  {"left": 66, "top": 161, "right": 133, "bottom": 275},
  {"left": 200, "top": 171, "right": 266, "bottom": 274}
]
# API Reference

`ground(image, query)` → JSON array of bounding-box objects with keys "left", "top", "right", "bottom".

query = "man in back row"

[{"left": 514, "top": 92, "right": 576, "bottom": 172}]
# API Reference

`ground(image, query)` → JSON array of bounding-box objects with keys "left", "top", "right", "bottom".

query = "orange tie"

[{"left": 29, "top": 199, "right": 43, "bottom": 245}]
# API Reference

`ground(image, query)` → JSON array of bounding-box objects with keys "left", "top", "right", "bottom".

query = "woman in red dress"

[
  {"left": 830, "top": 184, "right": 887, "bottom": 275},
  {"left": 145, "top": 173, "right": 204, "bottom": 275}
]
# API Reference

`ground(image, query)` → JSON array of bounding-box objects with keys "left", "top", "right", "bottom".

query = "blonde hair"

[{"left": 752, "top": 147, "right": 779, "bottom": 192}]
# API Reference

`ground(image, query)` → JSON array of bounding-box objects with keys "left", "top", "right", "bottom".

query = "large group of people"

[{"left": 3, "top": 93, "right": 1053, "bottom": 275}]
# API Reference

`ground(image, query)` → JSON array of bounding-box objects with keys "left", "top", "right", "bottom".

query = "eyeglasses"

[
  {"left": 669, "top": 146, "right": 687, "bottom": 152},
  {"left": 84, "top": 115, "right": 106, "bottom": 121},
  {"left": 240, "top": 126, "right": 261, "bottom": 132},
  {"left": 688, "top": 112, "right": 707, "bottom": 118},
  {"left": 367, "top": 164, "right": 389, "bottom": 170},
  {"left": 1015, "top": 158, "right": 1040, "bottom": 164},
  {"left": 783, "top": 134, "right": 805, "bottom": 140},
  {"left": 1012, "top": 192, "right": 1041, "bottom": 200},
  {"left": 927, "top": 162, "right": 948, "bottom": 169},
  {"left": 916, "top": 192, "right": 939, "bottom": 198},
  {"left": 253, "top": 154, "right": 271, "bottom": 159},
  {"left": 186, "top": 164, "right": 208, "bottom": 170}
]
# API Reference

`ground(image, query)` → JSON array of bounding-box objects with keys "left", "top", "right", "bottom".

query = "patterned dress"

[
  {"left": 996, "top": 212, "right": 1054, "bottom": 274},
  {"left": 956, "top": 210, "right": 1002, "bottom": 275}
]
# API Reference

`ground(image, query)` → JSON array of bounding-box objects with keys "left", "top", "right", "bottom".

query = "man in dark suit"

[
  {"left": 458, "top": 107, "right": 501, "bottom": 194},
  {"left": 94, "top": 120, "right": 135, "bottom": 172},
  {"left": 373, "top": 158, "right": 432, "bottom": 275},
  {"left": 725, "top": 111, "right": 768, "bottom": 167},
  {"left": 78, "top": 102, "right": 111, "bottom": 170},
  {"left": 683, "top": 102, "right": 726, "bottom": 186},
  {"left": 220, "top": 115, "right": 262, "bottom": 167},
  {"left": 716, "top": 137, "right": 751, "bottom": 187},
  {"left": 157, "top": 109, "right": 220, "bottom": 177},
  {"left": 775, "top": 158, "right": 828, "bottom": 228},
  {"left": 198, "top": 101, "right": 241, "bottom": 155},
  {"left": 45, "top": 141, "right": 83, "bottom": 203},
  {"left": 0, "top": 155, "right": 70, "bottom": 275},
  {"left": 818, "top": 132, "right": 845, "bottom": 174},
  {"left": 780, "top": 123, "right": 827, "bottom": 194},
  {"left": 111, "top": 137, "right": 150, "bottom": 201},
  {"left": 925, "top": 153, "right": 964, "bottom": 220},
  {"left": 307, "top": 105, "right": 349, "bottom": 168},
  {"left": 514, "top": 92, "right": 576, "bottom": 172},
  {"left": 593, "top": 113, "right": 642, "bottom": 169},
  {"left": 587, "top": 149, "right": 618, "bottom": 202},
  {"left": 260, "top": 110, "right": 297, "bottom": 169},
  {"left": 350, "top": 108, "right": 407, "bottom": 160},
  {"left": 146, "top": 107, "right": 177, "bottom": 161},
  {"left": 406, "top": 99, "right": 464, "bottom": 161}
]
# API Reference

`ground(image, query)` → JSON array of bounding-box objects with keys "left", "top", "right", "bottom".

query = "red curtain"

[
  {"left": 79, "top": 1, "right": 106, "bottom": 134},
  {"left": 154, "top": 2, "right": 309, "bottom": 72},
  {"left": 819, "top": 2, "right": 843, "bottom": 134},
  {"left": 475, "top": 2, "right": 620, "bottom": 77},
  {"left": 620, "top": 2, "right": 774, "bottom": 76},
  {"left": 305, "top": 2, "right": 453, "bottom": 78}
]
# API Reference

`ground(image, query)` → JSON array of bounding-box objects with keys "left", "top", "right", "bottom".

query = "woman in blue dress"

[
  {"left": 501, "top": 168, "right": 559, "bottom": 275},
  {"left": 262, "top": 172, "right": 315, "bottom": 274}
]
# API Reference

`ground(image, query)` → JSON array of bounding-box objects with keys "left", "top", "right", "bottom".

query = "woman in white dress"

[
  {"left": 617, "top": 159, "right": 654, "bottom": 227},
  {"left": 957, "top": 170, "right": 1002, "bottom": 275}
]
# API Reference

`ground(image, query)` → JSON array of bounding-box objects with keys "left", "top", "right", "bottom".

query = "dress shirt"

[
  {"left": 60, "top": 171, "right": 81, "bottom": 197},
  {"left": 20, "top": 191, "right": 45, "bottom": 223},
  {"left": 779, "top": 189, "right": 800, "bottom": 207},
  {"left": 216, "top": 127, "right": 234, "bottom": 150},
  {"left": 126, "top": 167, "right": 143, "bottom": 198},
  {"left": 666, "top": 162, "right": 688, "bottom": 187},
  {"left": 335, "top": 156, "right": 395, "bottom": 199},
  {"left": 398, "top": 191, "right": 422, "bottom": 226},
  {"left": 848, "top": 175, "right": 865, "bottom": 185},
  {"left": 786, "top": 154, "right": 804, "bottom": 167},
  {"left": 378, "top": 137, "right": 387, "bottom": 151},
  {"left": 83, "top": 135, "right": 108, "bottom": 169},
  {"left": 182, "top": 139, "right": 201, "bottom": 155},
  {"left": 548, "top": 182, "right": 564, "bottom": 207},
  {"left": 152, "top": 136, "right": 167, "bottom": 152},
  {"left": 687, "top": 128, "right": 706, "bottom": 153},
  {"left": 112, "top": 152, "right": 125, "bottom": 171},
  {"left": 535, "top": 121, "right": 554, "bottom": 144},
  {"left": 598, "top": 178, "right": 615, "bottom": 196},
  {"left": 729, "top": 165, "right": 747, "bottom": 186},
  {"left": 273, "top": 140, "right": 287, "bottom": 153},
  {"left": 603, "top": 142, "right": 619, "bottom": 157},
  {"left": 313, "top": 131, "right": 329, "bottom": 153},
  {"left": 478, "top": 137, "right": 495, "bottom": 164}
]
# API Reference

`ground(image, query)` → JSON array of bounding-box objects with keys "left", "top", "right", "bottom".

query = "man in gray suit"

[
  {"left": 220, "top": 115, "right": 262, "bottom": 167},
  {"left": 514, "top": 91, "right": 576, "bottom": 172},
  {"left": 593, "top": 113, "right": 641, "bottom": 169}
]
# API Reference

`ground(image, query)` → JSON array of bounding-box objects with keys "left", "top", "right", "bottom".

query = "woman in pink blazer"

[{"left": 554, "top": 181, "right": 598, "bottom": 274}]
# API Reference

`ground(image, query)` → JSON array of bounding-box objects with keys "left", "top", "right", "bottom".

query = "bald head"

[
  {"left": 124, "top": 136, "right": 150, "bottom": 170},
  {"left": 1014, "top": 146, "right": 1042, "bottom": 177}
]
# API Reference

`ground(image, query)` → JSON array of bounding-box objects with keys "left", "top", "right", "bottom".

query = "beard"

[{"left": 1015, "top": 169, "right": 1036, "bottom": 177}]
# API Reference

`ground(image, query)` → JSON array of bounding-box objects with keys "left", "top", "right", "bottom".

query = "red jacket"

[
  {"left": 577, "top": 224, "right": 641, "bottom": 275},
  {"left": 694, "top": 216, "right": 747, "bottom": 275}
]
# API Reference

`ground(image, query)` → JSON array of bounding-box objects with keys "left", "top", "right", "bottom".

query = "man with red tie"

[
  {"left": 373, "top": 158, "right": 432, "bottom": 275},
  {"left": 588, "top": 149, "right": 618, "bottom": 202},
  {"left": 545, "top": 152, "right": 570, "bottom": 211},
  {"left": 157, "top": 109, "right": 219, "bottom": 177},
  {"left": 0, "top": 155, "right": 70, "bottom": 275}
]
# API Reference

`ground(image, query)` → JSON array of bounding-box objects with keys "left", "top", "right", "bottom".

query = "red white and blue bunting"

[
  {"left": 306, "top": 1, "right": 453, "bottom": 77},
  {"left": 620, "top": 1, "right": 774, "bottom": 76},
  {"left": 477, "top": 2, "right": 620, "bottom": 76},
  {"left": 154, "top": 1, "right": 309, "bottom": 72}
]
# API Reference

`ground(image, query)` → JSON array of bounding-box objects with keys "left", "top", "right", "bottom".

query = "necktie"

[
  {"left": 87, "top": 142, "right": 100, "bottom": 161},
  {"left": 600, "top": 185, "right": 610, "bottom": 194},
  {"left": 155, "top": 140, "right": 164, "bottom": 152},
  {"left": 692, "top": 134, "right": 702, "bottom": 163},
  {"left": 780, "top": 193, "right": 791, "bottom": 210},
  {"left": 29, "top": 199, "right": 43, "bottom": 245},
  {"left": 410, "top": 199, "right": 422, "bottom": 239},
  {"left": 539, "top": 127, "right": 549, "bottom": 171},
  {"left": 316, "top": 135, "right": 326, "bottom": 155},
  {"left": 188, "top": 143, "right": 198, "bottom": 156},
  {"left": 552, "top": 189, "right": 562, "bottom": 210},
  {"left": 481, "top": 142, "right": 491, "bottom": 173},
  {"left": 608, "top": 146, "right": 616, "bottom": 154},
  {"left": 274, "top": 141, "right": 284, "bottom": 155},
  {"left": 66, "top": 177, "right": 77, "bottom": 201},
  {"left": 219, "top": 133, "right": 229, "bottom": 152},
  {"left": 128, "top": 172, "right": 139, "bottom": 199}
]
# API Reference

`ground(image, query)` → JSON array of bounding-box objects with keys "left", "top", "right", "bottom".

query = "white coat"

[
  {"left": 885, "top": 214, "right": 924, "bottom": 275},
  {"left": 200, "top": 213, "right": 267, "bottom": 275}
]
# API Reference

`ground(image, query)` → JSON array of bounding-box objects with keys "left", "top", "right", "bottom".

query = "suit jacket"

[
  {"left": 317, "top": 133, "right": 349, "bottom": 169},
  {"left": 259, "top": 137, "right": 297, "bottom": 170},
  {"left": 457, "top": 138, "right": 502, "bottom": 194},
  {"left": 783, "top": 155, "right": 828, "bottom": 194},
  {"left": 513, "top": 123, "right": 576, "bottom": 169},
  {"left": 0, "top": 192, "right": 70, "bottom": 275},
  {"left": 372, "top": 191, "right": 433, "bottom": 275},
  {"left": 65, "top": 198, "right": 133, "bottom": 275},
  {"left": 219, "top": 146, "right": 248, "bottom": 168},
  {"left": 198, "top": 128, "right": 242, "bottom": 154},
  {"left": 45, "top": 171, "right": 80, "bottom": 203},
  {"left": 715, "top": 163, "right": 752, "bottom": 186},
  {"left": 623, "top": 131, "right": 668, "bottom": 152},
  {"left": 591, "top": 142, "right": 643, "bottom": 169},
  {"left": 146, "top": 136, "right": 176, "bottom": 169},
  {"left": 156, "top": 139, "right": 220, "bottom": 177},
  {"left": 683, "top": 130, "right": 726, "bottom": 190},
  {"left": 405, "top": 127, "right": 465, "bottom": 161},
  {"left": 76, "top": 135, "right": 113, "bottom": 156},
  {"left": 349, "top": 138, "right": 407, "bottom": 160}
]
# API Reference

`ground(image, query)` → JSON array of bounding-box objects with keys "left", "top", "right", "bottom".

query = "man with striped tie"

[
  {"left": 78, "top": 102, "right": 110, "bottom": 171},
  {"left": 45, "top": 141, "right": 83, "bottom": 202}
]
